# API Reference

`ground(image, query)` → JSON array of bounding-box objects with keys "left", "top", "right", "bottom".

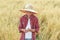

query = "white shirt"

[{"left": 25, "top": 19, "right": 32, "bottom": 39}]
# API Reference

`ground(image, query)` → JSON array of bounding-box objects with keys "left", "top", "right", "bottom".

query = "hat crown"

[
  {"left": 24, "top": 4, "right": 33, "bottom": 10},
  {"left": 20, "top": 4, "right": 37, "bottom": 14}
]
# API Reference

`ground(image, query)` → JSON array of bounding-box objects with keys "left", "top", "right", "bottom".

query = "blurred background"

[{"left": 0, "top": 0, "right": 60, "bottom": 40}]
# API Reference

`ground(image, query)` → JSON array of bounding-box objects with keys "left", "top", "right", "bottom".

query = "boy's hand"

[
  {"left": 28, "top": 29, "right": 35, "bottom": 32},
  {"left": 21, "top": 29, "right": 30, "bottom": 33},
  {"left": 21, "top": 29, "right": 26, "bottom": 33}
]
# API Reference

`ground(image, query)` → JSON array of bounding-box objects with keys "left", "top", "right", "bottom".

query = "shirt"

[
  {"left": 25, "top": 18, "right": 32, "bottom": 39},
  {"left": 18, "top": 14, "right": 39, "bottom": 40}
]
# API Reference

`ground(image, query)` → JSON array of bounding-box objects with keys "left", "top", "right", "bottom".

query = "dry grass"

[{"left": 0, "top": 0, "right": 60, "bottom": 40}]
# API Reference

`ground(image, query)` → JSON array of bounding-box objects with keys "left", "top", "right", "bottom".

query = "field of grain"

[{"left": 0, "top": 0, "right": 60, "bottom": 40}]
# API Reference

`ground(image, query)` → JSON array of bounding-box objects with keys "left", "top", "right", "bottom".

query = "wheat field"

[{"left": 0, "top": 0, "right": 60, "bottom": 40}]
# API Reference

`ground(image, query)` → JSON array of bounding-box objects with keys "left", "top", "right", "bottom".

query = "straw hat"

[{"left": 20, "top": 4, "right": 37, "bottom": 14}]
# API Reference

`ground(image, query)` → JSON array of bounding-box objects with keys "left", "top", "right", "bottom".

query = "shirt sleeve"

[
  {"left": 35, "top": 18, "right": 39, "bottom": 33},
  {"left": 18, "top": 18, "right": 23, "bottom": 33}
]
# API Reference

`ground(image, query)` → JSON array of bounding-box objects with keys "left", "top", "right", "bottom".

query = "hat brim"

[{"left": 19, "top": 9, "right": 37, "bottom": 14}]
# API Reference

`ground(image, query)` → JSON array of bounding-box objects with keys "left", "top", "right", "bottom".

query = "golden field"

[{"left": 0, "top": 0, "right": 60, "bottom": 40}]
